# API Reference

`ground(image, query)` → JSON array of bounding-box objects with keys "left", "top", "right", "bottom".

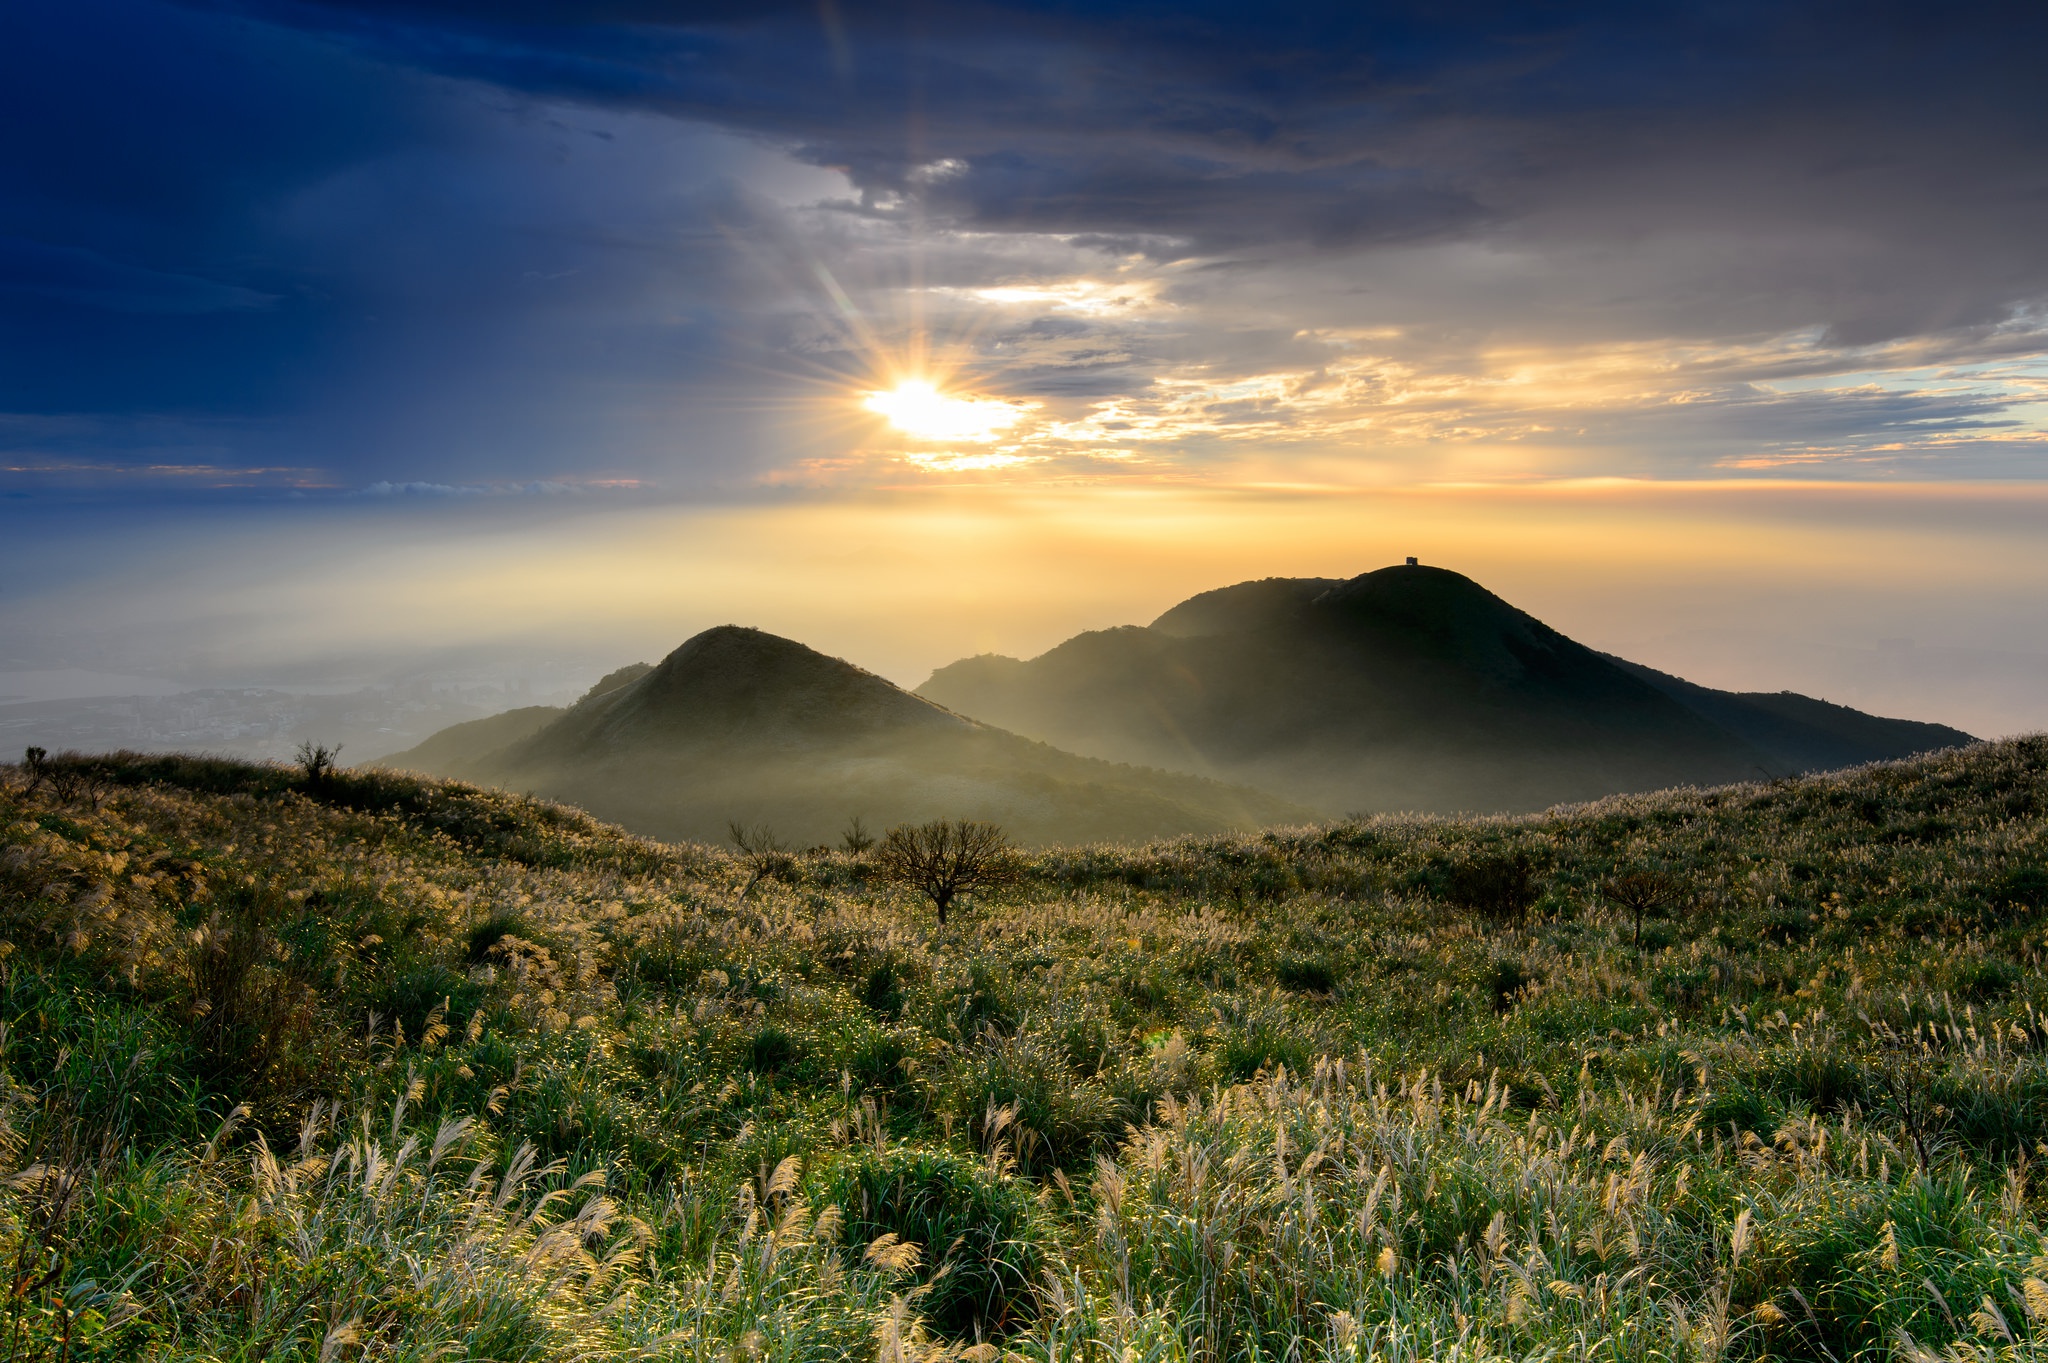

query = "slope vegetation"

[
  {"left": 920, "top": 564, "right": 1974, "bottom": 814},
  {"left": 2, "top": 739, "right": 2045, "bottom": 1360}
]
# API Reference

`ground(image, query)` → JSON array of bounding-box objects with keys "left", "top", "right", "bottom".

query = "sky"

[{"left": 2, "top": 0, "right": 2046, "bottom": 736}]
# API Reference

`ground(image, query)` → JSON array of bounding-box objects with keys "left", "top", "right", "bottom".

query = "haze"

[{"left": 3, "top": 0, "right": 2046, "bottom": 746}]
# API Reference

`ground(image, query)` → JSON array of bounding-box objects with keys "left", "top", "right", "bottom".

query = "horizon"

[{"left": 3, "top": 1, "right": 2046, "bottom": 747}]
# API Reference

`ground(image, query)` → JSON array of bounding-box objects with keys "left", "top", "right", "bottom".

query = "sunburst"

[{"left": 862, "top": 379, "right": 1029, "bottom": 443}]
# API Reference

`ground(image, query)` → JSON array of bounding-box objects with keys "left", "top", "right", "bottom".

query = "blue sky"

[{"left": 2, "top": 0, "right": 2046, "bottom": 731}]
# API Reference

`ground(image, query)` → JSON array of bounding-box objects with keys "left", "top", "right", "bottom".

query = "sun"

[{"left": 862, "top": 379, "right": 1028, "bottom": 443}]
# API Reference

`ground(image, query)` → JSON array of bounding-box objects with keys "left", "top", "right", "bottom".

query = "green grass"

[{"left": 0, "top": 739, "right": 2046, "bottom": 1360}]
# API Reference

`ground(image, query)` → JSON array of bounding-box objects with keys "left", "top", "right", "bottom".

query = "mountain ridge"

[
  {"left": 917, "top": 564, "right": 1974, "bottom": 814},
  {"left": 381, "top": 625, "right": 1314, "bottom": 846}
]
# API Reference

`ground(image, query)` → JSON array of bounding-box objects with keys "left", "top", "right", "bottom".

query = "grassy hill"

[
  {"left": 387, "top": 625, "right": 1312, "bottom": 846},
  {"left": 2, "top": 739, "right": 2046, "bottom": 1360},
  {"left": 919, "top": 565, "right": 1976, "bottom": 815}
]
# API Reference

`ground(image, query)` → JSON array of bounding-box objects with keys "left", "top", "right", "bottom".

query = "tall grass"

[{"left": 0, "top": 738, "right": 2043, "bottom": 1359}]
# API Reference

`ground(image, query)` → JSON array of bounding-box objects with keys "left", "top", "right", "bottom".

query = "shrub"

[
  {"left": 948, "top": 1032, "right": 1122, "bottom": 1174},
  {"left": 847, "top": 1031, "right": 912, "bottom": 1093},
  {"left": 841, "top": 815, "right": 876, "bottom": 855},
  {"left": 1993, "top": 865, "right": 2048, "bottom": 912},
  {"left": 1217, "top": 1004, "right": 1313, "bottom": 1081},
  {"left": 1486, "top": 955, "right": 1531, "bottom": 1011},
  {"left": 746, "top": 1025, "right": 800, "bottom": 1075},
  {"left": 1275, "top": 956, "right": 1339, "bottom": 994},
  {"left": 183, "top": 882, "right": 319, "bottom": 1096},
  {"left": 729, "top": 821, "right": 796, "bottom": 893},
  {"left": 1438, "top": 850, "right": 1542, "bottom": 925},
  {"left": 821, "top": 1146, "right": 1045, "bottom": 1339},
  {"left": 294, "top": 739, "right": 343, "bottom": 785},
  {"left": 861, "top": 961, "right": 905, "bottom": 1018},
  {"left": 467, "top": 910, "right": 531, "bottom": 964}
]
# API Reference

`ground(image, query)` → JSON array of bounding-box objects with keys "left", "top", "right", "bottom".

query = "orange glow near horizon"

[{"left": 53, "top": 477, "right": 2042, "bottom": 736}]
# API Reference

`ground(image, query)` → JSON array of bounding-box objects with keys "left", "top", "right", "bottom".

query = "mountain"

[
  {"left": 916, "top": 564, "right": 1974, "bottom": 815},
  {"left": 385, "top": 625, "right": 1313, "bottom": 846}
]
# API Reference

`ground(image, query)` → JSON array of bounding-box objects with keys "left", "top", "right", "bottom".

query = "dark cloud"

[
  {"left": 190, "top": 0, "right": 2048, "bottom": 364},
  {"left": 1, "top": 0, "right": 2044, "bottom": 495}
]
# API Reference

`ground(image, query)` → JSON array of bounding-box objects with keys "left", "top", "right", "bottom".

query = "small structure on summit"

[{"left": 1406, "top": 556, "right": 1419, "bottom": 566}]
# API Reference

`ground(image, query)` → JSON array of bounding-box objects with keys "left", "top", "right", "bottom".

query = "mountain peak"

[
  {"left": 526, "top": 625, "right": 975, "bottom": 758},
  {"left": 396, "top": 621, "right": 1310, "bottom": 845},
  {"left": 919, "top": 563, "right": 1969, "bottom": 815}
]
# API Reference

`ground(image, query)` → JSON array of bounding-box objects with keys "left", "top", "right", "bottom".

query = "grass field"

[{"left": 2, "top": 738, "right": 2046, "bottom": 1361}]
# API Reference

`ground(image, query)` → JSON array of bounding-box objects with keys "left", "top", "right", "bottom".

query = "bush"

[
  {"left": 1438, "top": 850, "right": 1543, "bottom": 924},
  {"left": 861, "top": 961, "right": 905, "bottom": 1018},
  {"left": 748, "top": 1024, "right": 800, "bottom": 1074},
  {"left": 1275, "top": 956, "right": 1339, "bottom": 994},
  {"left": 1217, "top": 1004, "right": 1313, "bottom": 1081},
  {"left": 1993, "top": 865, "right": 2048, "bottom": 912},
  {"left": 822, "top": 1147, "right": 1045, "bottom": 1339},
  {"left": 183, "top": 883, "right": 319, "bottom": 1096},
  {"left": 949, "top": 1032, "right": 1122, "bottom": 1174}
]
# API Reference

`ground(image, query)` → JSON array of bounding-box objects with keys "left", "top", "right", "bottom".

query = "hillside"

[
  {"left": 374, "top": 704, "right": 563, "bottom": 778},
  {"left": 374, "top": 664, "right": 655, "bottom": 776},
  {"left": 393, "top": 625, "right": 1313, "bottom": 846},
  {"left": 2, "top": 739, "right": 2045, "bottom": 1360},
  {"left": 919, "top": 564, "right": 1974, "bottom": 814},
  {"left": 1608, "top": 654, "right": 1975, "bottom": 770}
]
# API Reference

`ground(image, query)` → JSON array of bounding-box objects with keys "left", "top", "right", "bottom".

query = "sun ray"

[{"left": 862, "top": 380, "right": 1031, "bottom": 443}]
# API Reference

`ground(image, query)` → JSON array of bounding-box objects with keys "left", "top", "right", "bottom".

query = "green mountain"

[
  {"left": 387, "top": 625, "right": 1313, "bottom": 846},
  {"left": 917, "top": 564, "right": 1975, "bottom": 814}
]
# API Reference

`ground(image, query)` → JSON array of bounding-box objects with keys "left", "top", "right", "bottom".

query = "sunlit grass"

[{"left": 1, "top": 739, "right": 2045, "bottom": 1359}]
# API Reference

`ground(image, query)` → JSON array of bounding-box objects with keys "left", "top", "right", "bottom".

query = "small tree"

[
  {"left": 295, "top": 740, "right": 343, "bottom": 786},
  {"left": 873, "top": 819, "right": 1019, "bottom": 926},
  {"left": 1603, "top": 869, "right": 1682, "bottom": 948},
  {"left": 20, "top": 746, "right": 48, "bottom": 797},
  {"left": 729, "top": 820, "right": 794, "bottom": 894},
  {"left": 842, "top": 815, "right": 876, "bottom": 856}
]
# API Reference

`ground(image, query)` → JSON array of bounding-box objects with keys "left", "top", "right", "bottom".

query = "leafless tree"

[
  {"left": 1603, "top": 869, "right": 1683, "bottom": 948},
  {"left": 873, "top": 819, "right": 1020, "bottom": 925},
  {"left": 729, "top": 820, "right": 794, "bottom": 894}
]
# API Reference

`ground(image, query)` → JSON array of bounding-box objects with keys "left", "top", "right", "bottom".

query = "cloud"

[
  {"left": 349, "top": 476, "right": 621, "bottom": 497},
  {"left": 0, "top": 0, "right": 2042, "bottom": 496}
]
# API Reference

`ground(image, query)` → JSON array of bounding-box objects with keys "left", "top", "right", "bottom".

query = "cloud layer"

[{"left": 1, "top": 0, "right": 2045, "bottom": 494}]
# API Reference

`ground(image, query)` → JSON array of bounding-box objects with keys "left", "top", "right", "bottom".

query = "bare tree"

[
  {"left": 841, "top": 815, "right": 875, "bottom": 855},
  {"left": 729, "top": 820, "right": 794, "bottom": 894},
  {"left": 873, "top": 819, "right": 1020, "bottom": 925},
  {"left": 1602, "top": 869, "right": 1682, "bottom": 948}
]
